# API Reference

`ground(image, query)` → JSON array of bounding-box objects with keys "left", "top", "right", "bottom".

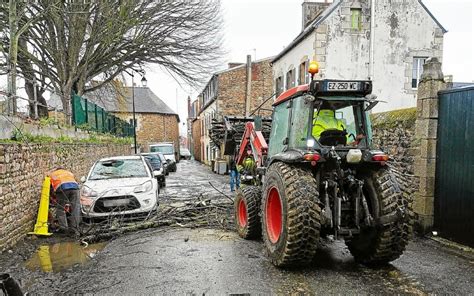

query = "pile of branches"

[
  {"left": 209, "top": 117, "right": 272, "bottom": 150},
  {"left": 78, "top": 195, "right": 234, "bottom": 244}
]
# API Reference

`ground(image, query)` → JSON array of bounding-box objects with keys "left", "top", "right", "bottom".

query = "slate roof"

[
  {"left": 47, "top": 84, "right": 179, "bottom": 120},
  {"left": 272, "top": 0, "right": 446, "bottom": 64},
  {"left": 84, "top": 86, "right": 177, "bottom": 116}
]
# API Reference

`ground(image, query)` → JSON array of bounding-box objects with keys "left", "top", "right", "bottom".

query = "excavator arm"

[{"left": 236, "top": 122, "right": 268, "bottom": 167}]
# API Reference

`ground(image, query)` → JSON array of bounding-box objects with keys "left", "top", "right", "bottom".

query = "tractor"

[{"left": 232, "top": 62, "right": 412, "bottom": 267}]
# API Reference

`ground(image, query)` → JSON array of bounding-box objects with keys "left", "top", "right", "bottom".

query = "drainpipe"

[
  {"left": 368, "top": 0, "right": 375, "bottom": 80},
  {"left": 245, "top": 54, "right": 252, "bottom": 117}
]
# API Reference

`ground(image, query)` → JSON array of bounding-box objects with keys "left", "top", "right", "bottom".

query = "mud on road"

[{"left": 1, "top": 161, "right": 473, "bottom": 295}]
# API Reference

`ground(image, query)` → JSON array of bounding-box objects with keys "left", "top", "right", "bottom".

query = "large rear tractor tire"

[
  {"left": 346, "top": 166, "right": 413, "bottom": 265},
  {"left": 235, "top": 186, "right": 262, "bottom": 239},
  {"left": 261, "top": 162, "right": 321, "bottom": 267}
]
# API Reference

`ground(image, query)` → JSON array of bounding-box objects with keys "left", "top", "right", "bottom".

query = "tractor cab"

[{"left": 268, "top": 79, "right": 387, "bottom": 166}]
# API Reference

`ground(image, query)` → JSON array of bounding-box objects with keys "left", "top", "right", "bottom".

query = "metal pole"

[
  {"left": 7, "top": 0, "right": 18, "bottom": 115},
  {"left": 369, "top": 0, "right": 375, "bottom": 80},
  {"left": 33, "top": 76, "right": 38, "bottom": 119},
  {"left": 245, "top": 54, "right": 252, "bottom": 117},
  {"left": 132, "top": 73, "right": 137, "bottom": 154}
]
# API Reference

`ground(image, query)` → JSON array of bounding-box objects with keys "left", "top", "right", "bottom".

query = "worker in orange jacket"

[{"left": 48, "top": 168, "right": 81, "bottom": 234}]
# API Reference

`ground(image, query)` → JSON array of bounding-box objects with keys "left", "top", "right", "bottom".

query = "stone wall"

[
  {"left": 0, "top": 143, "right": 129, "bottom": 252},
  {"left": 114, "top": 112, "right": 180, "bottom": 153},
  {"left": 371, "top": 107, "right": 419, "bottom": 197}
]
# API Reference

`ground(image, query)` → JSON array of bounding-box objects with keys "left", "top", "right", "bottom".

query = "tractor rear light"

[
  {"left": 372, "top": 154, "right": 389, "bottom": 162},
  {"left": 304, "top": 153, "right": 321, "bottom": 162}
]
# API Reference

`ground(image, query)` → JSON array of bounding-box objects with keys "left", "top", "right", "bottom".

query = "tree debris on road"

[{"left": 79, "top": 194, "right": 234, "bottom": 245}]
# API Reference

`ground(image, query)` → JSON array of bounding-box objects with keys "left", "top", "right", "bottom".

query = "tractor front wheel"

[
  {"left": 235, "top": 186, "right": 262, "bottom": 239},
  {"left": 261, "top": 162, "right": 321, "bottom": 267},
  {"left": 346, "top": 167, "right": 413, "bottom": 265}
]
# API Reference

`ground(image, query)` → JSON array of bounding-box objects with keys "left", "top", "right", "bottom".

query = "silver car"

[{"left": 80, "top": 156, "right": 159, "bottom": 218}]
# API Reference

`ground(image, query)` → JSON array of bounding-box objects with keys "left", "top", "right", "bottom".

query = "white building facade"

[{"left": 272, "top": 0, "right": 445, "bottom": 112}]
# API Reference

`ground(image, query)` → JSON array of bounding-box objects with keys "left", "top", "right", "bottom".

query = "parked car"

[
  {"left": 156, "top": 152, "right": 169, "bottom": 176},
  {"left": 141, "top": 153, "right": 166, "bottom": 187},
  {"left": 149, "top": 143, "right": 177, "bottom": 172},
  {"left": 180, "top": 148, "right": 191, "bottom": 160},
  {"left": 80, "top": 156, "right": 159, "bottom": 218}
]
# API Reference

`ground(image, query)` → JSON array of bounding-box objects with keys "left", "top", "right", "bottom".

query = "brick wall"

[
  {"left": 0, "top": 143, "right": 129, "bottom": 252},
  {"left": 115, "top": 112, "right": 180, "bottom": 153},
  {"left": 192, "top": 119, "right": 202, "bottom": 161},
  {"left": 217, "top": 59, "right": 274, "bottom": 117}
]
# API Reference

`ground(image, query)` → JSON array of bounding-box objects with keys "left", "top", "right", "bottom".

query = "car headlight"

[
  {"left": 82, "top": 186, "right": 98, "bottom": 197},
  {"left": 134, "top": 180, "right": 153, "bottom": 193}
]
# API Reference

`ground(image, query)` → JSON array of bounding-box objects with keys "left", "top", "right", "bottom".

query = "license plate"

[
  {"left": 103, "top": 199, "right": 130, "bottom": 207},
  {"left": 327, "top": 81, "right": 360, "bottom": 91}
]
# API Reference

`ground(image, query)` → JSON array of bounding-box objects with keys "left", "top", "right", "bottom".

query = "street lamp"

[
  {"left": 128, "top": 69, "right": 146, "bottom": 154},
  {"left": 131, "top": 73, "right": 137, "bottom": 154},
  {"left": 141, "top": 76, "right": 147, "bottom": 87}
]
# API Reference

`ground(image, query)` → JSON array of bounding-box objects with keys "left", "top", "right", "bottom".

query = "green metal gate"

[{"left": 435, "top": 86, "right": 474, "bottom": 247}]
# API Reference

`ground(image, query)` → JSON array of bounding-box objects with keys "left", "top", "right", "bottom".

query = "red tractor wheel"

[
  {"left": 261, "top": 162, "right": 321, "bottom": 267},
  {"left": 234, "top": 186, "right": 262, "bottom": 239}
]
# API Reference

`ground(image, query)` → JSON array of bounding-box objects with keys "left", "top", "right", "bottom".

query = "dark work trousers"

[{"left": 55, "top": 188, "right": 81, "bottom": 231}]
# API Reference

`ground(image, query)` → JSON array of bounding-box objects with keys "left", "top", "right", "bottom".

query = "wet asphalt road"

[{"left": 2, "top": 160, "right": 474, "bottom": 295}]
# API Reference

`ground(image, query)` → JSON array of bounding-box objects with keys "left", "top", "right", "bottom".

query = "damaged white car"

[{"left": 80, "top": 156, "right": 159, "bottom": 218}]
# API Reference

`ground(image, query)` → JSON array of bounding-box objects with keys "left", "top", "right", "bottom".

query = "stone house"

[
  {"left": 84, "top": 85, "right": 180, "bottom": 153},
  {"left": 190, "top": 57, "right": 274, "bottom": 165},
  {"left": 188, "top": 98, "right": 202, "bottom": 161},
  {"left": 272, "top": 0, "right": 446, "bottom": 112}
]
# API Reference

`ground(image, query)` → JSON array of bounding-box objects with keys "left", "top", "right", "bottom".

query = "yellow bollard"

[{"left": 29, "top": 176, "right": 53, "bottom": 236}]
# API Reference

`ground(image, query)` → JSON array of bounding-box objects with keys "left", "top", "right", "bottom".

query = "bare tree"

[{"left": 1, "top": 0, "right": 223, "bottom": 122}]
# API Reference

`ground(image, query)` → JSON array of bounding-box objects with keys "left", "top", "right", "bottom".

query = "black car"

[
  {"left": 156, "top": 152, "right": 170, "bottom": 176},
  {"left": 141, "top": 153, "right": 166, "bottom": 187}
]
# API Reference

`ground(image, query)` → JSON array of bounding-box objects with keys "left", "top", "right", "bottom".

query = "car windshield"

[
  {"left": 150, "top": 145, "right": 174, "bottom": 154},
  {"left": 143, "top": 155, "right": 161, "bottom": 170},
  {"left": 89, "top": 159, "right": 149, "bottom": 180}
]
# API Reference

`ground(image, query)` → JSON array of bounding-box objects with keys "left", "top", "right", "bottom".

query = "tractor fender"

[{"left": 267, "top": 149, "right": 306, "bottom": 167}]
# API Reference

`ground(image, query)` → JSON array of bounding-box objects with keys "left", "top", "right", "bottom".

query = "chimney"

[
  {"left": 301, "top": 0, "right": 331, "bottom": 30},
  {"left": 187, "top": 96, "right": 191, "bottom": 118}
]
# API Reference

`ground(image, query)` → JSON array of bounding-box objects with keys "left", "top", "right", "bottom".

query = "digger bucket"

[{"left": 0, "top": 274, "right": 23, "bottom": 296}]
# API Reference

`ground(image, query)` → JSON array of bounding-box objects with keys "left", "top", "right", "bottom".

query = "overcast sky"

[{"left": 145, "top": 0, "right": 474, "bottom": 136}]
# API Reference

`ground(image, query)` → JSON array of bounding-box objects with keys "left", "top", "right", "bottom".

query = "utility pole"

[
  {"left": 245, "top": 54, "right": 252, "bottom": 117},
  {"left": 7, "top": 0, "right": 18, "bottom": 115}
]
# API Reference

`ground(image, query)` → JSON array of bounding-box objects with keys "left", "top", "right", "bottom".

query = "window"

[
  {"left": 412, "top": 57, "right": 427, "bottom": 89},
  {"left": 275, "top": 76, "right": 284, "bottom": 97},
  {"left": 268, "top": 102, "right": 290, "bottom": 157},
  {"left": 286, "top": 69, "right": 296, "bottom": 90},
  {"left": 289, "top": 95, "right": 312, "bottom": 149},
  {"left": 351, "top": 8, "right": 362, "bottom": 30},
  {"left": 299, "top": 61, "right": 309, "bottom": 85}
]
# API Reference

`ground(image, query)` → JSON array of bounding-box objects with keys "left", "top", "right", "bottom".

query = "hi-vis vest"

[
  {"left": 312, "top": 109, "right": 346, "bottom": 139},
  {"left": 50, "top": 169, "right": 77, "bottom": 192}
]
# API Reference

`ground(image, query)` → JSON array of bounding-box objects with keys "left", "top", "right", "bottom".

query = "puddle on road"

[{"left": 25, "top": 241, "right": 107, "bottom": 272}]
